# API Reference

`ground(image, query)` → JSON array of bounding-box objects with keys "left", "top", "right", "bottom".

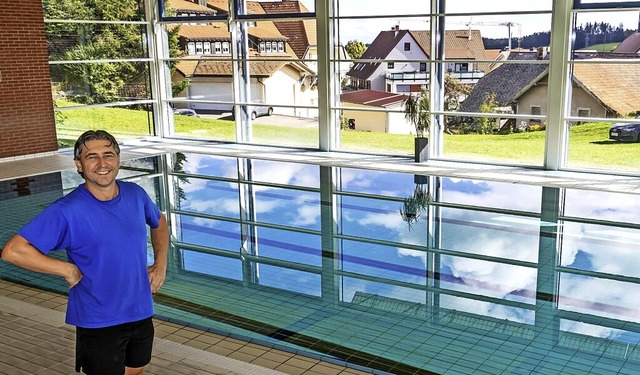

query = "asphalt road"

[{"left": 198, "top": 112, "right": 318, "bottom": 128}]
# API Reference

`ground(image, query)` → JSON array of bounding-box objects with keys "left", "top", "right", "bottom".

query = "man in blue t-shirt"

[{"left": 1, "top": 130, "right": 169, "bottom": 375}]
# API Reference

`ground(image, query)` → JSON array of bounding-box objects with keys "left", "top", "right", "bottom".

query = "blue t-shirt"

[{"left": 18, "top": 180, "right": 161, "bottom": 328}]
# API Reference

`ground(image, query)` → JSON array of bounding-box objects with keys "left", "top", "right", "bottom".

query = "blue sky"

[{"left": 256, "top": 0, "right": 640, "bottom": 43}]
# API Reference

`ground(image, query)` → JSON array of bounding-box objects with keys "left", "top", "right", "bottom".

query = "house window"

[
  {"left": 577, "top": 108, "right": 590, "bottom": 117},
  {"left": 387, "top": 62, "right": 394, "bottom": 69},
  {"left": 420, "top": 62, "right": 426, "bottom": 71},
  {"left": 187, "top": 42, "right": 195, "bottom": 55},
  {"left": 531, "top": 106, "right": 541, "bottom": 116},
  {"left": 404, "top": 42, "right": 410, "bottom": 51},
  {"left": 259, "top": 42, "right": 265, "bottom": 53},
  {"left": 214, "top": 42, "right": 221, "bottom": 54},
  {"left": 203, "top": 42, "right": 211, "bottom": 54},
  {"left": 278, "top": 42, "right": 284, "bottom": 53},
  {"left": 222, "top": 42, "right": 229, "bottom": 54},
  {"left": 195, "top": 42, "right": 203, "bottom": 55},
  {"left": 266, "top": 42, "right": 272, "bottom": 53},
  {"left": 455, "top": 63, "right": 469, "bottom": 72}
]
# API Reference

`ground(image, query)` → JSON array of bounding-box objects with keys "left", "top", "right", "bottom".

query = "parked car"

[
  {"left": 231, "top": 100, "right": 274, "bottom": 120},
  {"left": 173, "top": 108, "right": 198, "bottom": 117},
  {"left": 609, "top": 116, "right": 640, "bottom": 142}
]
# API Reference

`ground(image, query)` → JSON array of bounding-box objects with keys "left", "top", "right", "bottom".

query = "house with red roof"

[{"left": 340, "top": 90, "right": 413, "bottom": 134}]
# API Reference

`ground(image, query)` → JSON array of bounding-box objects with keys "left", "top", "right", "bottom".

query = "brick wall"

[{"left": 0, "top": 0, "right": 58, "bottom": 158}]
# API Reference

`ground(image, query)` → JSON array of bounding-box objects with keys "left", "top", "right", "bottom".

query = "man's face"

[{"left": 74, "top": 139, "right": 120, "bottom": 188}]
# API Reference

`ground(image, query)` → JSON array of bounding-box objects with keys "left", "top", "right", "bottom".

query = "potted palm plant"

[{"left": 403, "top": 88, "right": 430, "bottom": 162}]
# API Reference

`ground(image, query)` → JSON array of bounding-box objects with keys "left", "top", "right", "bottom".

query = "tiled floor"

[{"left": 0, "top": 279, "right": 373, "bottom": 375}]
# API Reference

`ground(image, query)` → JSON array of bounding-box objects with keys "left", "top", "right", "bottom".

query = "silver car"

[{"left": 232, "top": 100, "right": 274, "bottom": 120}]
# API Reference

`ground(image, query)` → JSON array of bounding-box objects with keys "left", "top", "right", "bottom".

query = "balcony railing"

[{"left": 385, "top": 70, "right": 485, "bottom": 82}]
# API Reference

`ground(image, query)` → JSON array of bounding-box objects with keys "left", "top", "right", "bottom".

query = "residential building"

[
  {"left": 170, "top": 0, "right": 320, "bottom": 116},
  {"left": 340, "top": 89, "right": 411, "bottom": 134},
  {"left": 461, "top": 50, "right": 640, "bottom": 129},
  {"left": 348, "top": 26, "right": 488, "bottom": 93}
]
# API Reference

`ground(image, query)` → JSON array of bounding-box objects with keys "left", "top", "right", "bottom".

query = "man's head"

[{"left": 73, "top": 130, "right": 120, "bottom": 179}]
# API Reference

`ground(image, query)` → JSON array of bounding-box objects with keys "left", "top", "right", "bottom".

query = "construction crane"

[{"left": 464, "top": 19, "right": 522, "bottom": 50}]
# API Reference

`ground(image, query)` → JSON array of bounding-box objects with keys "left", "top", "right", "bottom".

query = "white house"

[
  {"left": 348, "top": 26, "right": 489, "bottom": 93},
  {"left": 170, "top": 0, "right": 320, "bottom": 117}
]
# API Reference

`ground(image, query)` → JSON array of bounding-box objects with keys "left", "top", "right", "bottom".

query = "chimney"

[
  {"left": 198, "top": 0, "right": 207, "bottom": 6},
  {"left": 392, "top": 25, "right": 399, "bottom": 37},
  {"left": 536, "top": 46, "right": 548, "bottom": 60}
]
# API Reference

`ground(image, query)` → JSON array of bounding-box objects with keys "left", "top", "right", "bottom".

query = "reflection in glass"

[
  {"left": 259, "top": 265, "right": 321, "bottom": 296},
  {"left": 559, "top": 273, "right": 640, "bottom": 323},
  {"left": 341, "top": 240, "right": 427, "bottom": 285},
  {"left": 399, "top": 182, "right": 431, "bottom": 231},
  {"left": 46, "top": 23, "right": 147, "bottom": 61},
  {"left": 562, "top": 222, "right": 640, "bottom": 278},
  {"left": 440, "top": 207, "right": 541, "bottom": 262},
  {"left": 42, "top": 0, "right": 145, "bottom": 21},
  {"left": 7, "top": 152, "right": 640, "bottom": 374}
]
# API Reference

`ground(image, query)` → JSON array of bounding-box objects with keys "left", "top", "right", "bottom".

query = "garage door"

[{"left": 188, "top": 81, "right": 262, "bottom": 112}]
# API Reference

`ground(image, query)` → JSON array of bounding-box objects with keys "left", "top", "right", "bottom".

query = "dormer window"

[
  {"left": 222, "top": 42, "right": 229, "bottom": 54},
  {"left": 214, "top": 42, "right": 221, "bottom": 54},
  {"left": 266, "top": 42, "right": 272, "bottom": 53},
  {"left": 278, "top": 42, "right": 284, "bottom": 53},
  {"left": 259, "top": 42, "right": 266, "bottom": 53}
]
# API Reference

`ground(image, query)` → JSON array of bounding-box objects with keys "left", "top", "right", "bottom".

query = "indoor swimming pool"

[{"left": 2, "top": 150, "right": 640, "bottom": 375}]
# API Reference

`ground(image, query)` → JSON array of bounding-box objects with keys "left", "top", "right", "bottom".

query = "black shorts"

[{"left": 75, "top": 317, "right": 154, "bottom": 375}]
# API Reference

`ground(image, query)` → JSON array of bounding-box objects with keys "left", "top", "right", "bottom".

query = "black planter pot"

[{"left": 414, "top": 137, "right": 428, "bottom": 162}]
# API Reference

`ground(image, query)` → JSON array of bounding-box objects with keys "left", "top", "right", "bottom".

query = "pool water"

[{"left": 3, "top": 151, "right": 640, "bottom": 374}]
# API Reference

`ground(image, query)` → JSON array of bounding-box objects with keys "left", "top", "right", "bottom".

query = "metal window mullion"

[
  {"left": 317, "top": 0, "right": 334, "bottom": 151},
  {"left": 429, "top": 0, "right": 445, "bottom": 158},
  {"left": 147, "top": 0, "right": 173, "bottom": 138},
  {"left": 545, "top": 0, "right": 573, "bottom": 170}
]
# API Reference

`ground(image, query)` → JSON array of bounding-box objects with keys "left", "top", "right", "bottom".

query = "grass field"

[{"left": 55, "top": 104, "right": 639, "bottom": 171}]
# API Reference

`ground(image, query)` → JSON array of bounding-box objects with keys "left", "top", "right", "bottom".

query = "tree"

[
  {"left": 44, "top": 0, "right": 187, "bottom": 103},
  {"left": 345, "top": 39, "right": 367, "bottom": 59},
  {"left": 403, "top": 88, "right": 430, "bottom": 137},
  {"left": 477, "top": 92, "right": 498, "bottom": 134},
  {"left": 443, "top": 73, "right": 472, "bottom": 133}
]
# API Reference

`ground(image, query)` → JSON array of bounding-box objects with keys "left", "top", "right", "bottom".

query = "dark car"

[{"left": 609, "top": 116, "right": 640, "bottom": 142}]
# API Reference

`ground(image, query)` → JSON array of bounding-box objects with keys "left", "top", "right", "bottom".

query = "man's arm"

[
  {"left": 1, "top": 234, "right": 82, "bottom": 288},
  {"left": 147, "top": 213, "right": 169, "bottom": 293}
]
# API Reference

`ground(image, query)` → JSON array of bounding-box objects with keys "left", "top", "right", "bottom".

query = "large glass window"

[
  {"left": 566, "top": 6, "right": 640, "bottom": 172},
  {"left": 158, "top": 0, "right": 318, "bottom": 148},
  {"left": 45, "top": 0, "right": 154, "bottom": 143},
  {"left": 44, "top": 0, "right": 640, "bottom": 174}
]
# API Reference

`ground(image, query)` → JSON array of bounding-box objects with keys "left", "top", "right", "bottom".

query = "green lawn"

[{"left": 55, "top": 104, "right": 639, "bottom": 171}]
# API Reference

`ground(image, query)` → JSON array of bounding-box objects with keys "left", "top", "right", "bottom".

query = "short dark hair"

[{"left": 73, "top": 130, "right": 120, "bottom": 161}]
